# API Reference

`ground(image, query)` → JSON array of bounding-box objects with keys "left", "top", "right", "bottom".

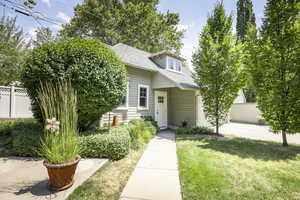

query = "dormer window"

[{"left": 167, "top": 56, "right": 182, "bottom": 72}]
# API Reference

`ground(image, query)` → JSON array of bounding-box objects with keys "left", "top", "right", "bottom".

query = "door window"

[{"left": 158, "top": 96, "right": 164, "bottom": 103}]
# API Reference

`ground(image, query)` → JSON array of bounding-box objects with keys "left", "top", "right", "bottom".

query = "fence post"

[{"left": 10, "top": 85, "right": 15, "bottom": 118}]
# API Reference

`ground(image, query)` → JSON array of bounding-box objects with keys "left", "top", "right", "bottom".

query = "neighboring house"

[
  {"left": 101, "top": 43, "right": 212, "bottom": 129},
  {"left": 234, "top": 90, "right": 246, "bottom": 104}
]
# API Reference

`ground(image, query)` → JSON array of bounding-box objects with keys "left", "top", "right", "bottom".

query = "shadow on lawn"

[{"left": 177, "top": 135, "right": 300, "bottom": 161}]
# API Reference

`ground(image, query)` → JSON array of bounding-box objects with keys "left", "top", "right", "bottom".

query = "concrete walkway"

[
  {"left": 220, "top": 122, "right": 300, "bottom": 144},
  {"left": 0, "top": 157, "right": 107, "bottom": 200},
  {"left": 120, "top": 130, "right": 182, "bottom": 200}
]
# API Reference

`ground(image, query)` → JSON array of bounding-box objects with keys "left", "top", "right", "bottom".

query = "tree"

[
  {"left": 0, "top": 16, "right": 28, "bottom": 85},
  {"left": 31, "top": 27, "right": 56, "bottom": 48},
  {"left": 246, "top": 0, "right": 300, "bottom": 146},
  {"left": 192, "top": 2, "right": 245, "bottom": 135},
  {"left": 236, "top": 0, "right": 256, "bottom": 43},
  {"left": 60, "top": 0, "right": 183, "bottom": 53},
  {"left": 236, "top": 0, "right": 257, "bottom": 102},
  {"left": 21, "top": 38, "right": 127, "bottom": 130}
]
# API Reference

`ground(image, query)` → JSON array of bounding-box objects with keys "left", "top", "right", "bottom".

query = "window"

[
  {"left": 117, "top": 82, "right": 129, "bottom": 109},
  {"left": 167, "top": 56, "right": 182, "bottom": 72},
  {"left": 175, "top": 60, "right": 182, "bottom": 72},
  {"left": 158, "top": 96, "right": 164, "bottom": 103},
  {"left": 168, "top": 58, "right": 174, "bottom": 70},
  {"left": 138, "top": 84, "right": 149, "bottom": 109}
]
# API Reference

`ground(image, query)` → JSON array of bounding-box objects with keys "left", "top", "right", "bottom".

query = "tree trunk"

[
  {"left": 216, "top": 118, "right": 219, "bottom": 135},
  {"left": 282, "top": 131, "right": 288, "bottom": 147}
]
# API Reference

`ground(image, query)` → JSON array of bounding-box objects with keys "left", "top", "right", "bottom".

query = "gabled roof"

[
  {"left": 112, "top": 43, "right": 158, "bottom": 72},
  {"left": 111, "top": 43, "right": 198, "bottom": 90}
]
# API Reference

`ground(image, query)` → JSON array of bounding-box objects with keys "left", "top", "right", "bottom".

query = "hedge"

[
  {"left": 0, "top": 119, "right": 42, "bottom": 156},
  {"left": 0, "top": 119, "right": 40, "bottom": 136},
  {"left": 12, "top": 126, "right": 42, "bottom": 157},
  {"left": 0, "top": 118, "right": 157, "bottom": 160},
  {"left": 79, "top": 126, "right": 131, "bottom": 160},
  {"left": 176, "top": 126, "right": 214, "bottom": 135}
]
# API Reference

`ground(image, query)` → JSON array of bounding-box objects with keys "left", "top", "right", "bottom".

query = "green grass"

[
  {"left": 67, "top": 146, "right": 145, "bottom": 200},
  {"left": 176, "top": 135, "right": 300, "bottom": 200}
]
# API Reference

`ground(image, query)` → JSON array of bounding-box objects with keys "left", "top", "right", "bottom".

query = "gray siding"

[
  {"left": 127, "top": 67, "right": 154, "bottom": 117},
  {"left": 168, "top": 88, "right": 196, "bottom": 127},
  {"left": 101, "top": 66, "right": 199, "bottom": 128},
  {"left": 101, "top": 66, "right": 154, "bottom": 125}
]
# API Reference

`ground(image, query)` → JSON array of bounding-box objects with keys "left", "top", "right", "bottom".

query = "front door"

[{"left": 155, "top": 91, "right": 168, "bottom": 129}]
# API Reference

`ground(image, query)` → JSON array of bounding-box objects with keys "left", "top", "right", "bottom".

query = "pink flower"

[{"left": 45, "top": 117, "right": 60, "bottom": 134}]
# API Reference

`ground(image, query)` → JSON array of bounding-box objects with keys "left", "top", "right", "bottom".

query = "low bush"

[
  {"left": 0, "top": 121, "right": 14, "bottom": 136},
  {"left": 142, "top": 116, "right": 160, "bottom": 132},
  {"left": 1, "top": 119, "right": 133, "bottom": 160},
  {"left": 128, "top": 119, "right": 157, "bottom": 149},
  {"left": 79, "top": 126, "right": 131, "bottom": 160},
  {"left": 12, "top": 127, "right": 42, "bottom": 157},
  {"left": 0, "top": 119, "right": 40, "bottom": 136},
  {"left": 0, "top": 121, "right": 14, "bottom": 155},
  {"left": 176, "top": 126, "right": 214, "bottom": 135},
  {"left": 0, "top": 119, "right": 42, "bottom": 156}
]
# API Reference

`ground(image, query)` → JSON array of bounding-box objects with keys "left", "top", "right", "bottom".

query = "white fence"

[
  {"left": 230, "top": 103, "right": 261, "bottom": 124},
  {"left": 0, "top": 86, "right": 33, "bottom": 119}
]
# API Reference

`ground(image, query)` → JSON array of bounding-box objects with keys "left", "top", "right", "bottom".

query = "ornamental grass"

[{"left": 38, "top": 81, "right": 79, "bottom": 164}]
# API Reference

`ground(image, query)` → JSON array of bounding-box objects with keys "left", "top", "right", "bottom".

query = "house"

[{"left": 101, "top": 43, "right": 244, "bottom": 129}]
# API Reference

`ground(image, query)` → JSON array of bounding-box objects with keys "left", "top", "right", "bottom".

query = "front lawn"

[
  {"left": 177, "top": 135, "right": 300, "bottom": 200},
  {"left": 67, "top": 146, "right": 145, "bottom": 200}
]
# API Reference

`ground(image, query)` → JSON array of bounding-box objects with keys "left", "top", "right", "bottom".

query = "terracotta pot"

[
  {"left": 112, "top": 115, "right": 120, "bottom": 127},
  {"left": 43, "top": 156, "right": 80, "bottom": 191}
]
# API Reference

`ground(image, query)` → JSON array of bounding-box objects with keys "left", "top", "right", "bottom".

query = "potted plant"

[
  {"left": 257, "top": 115, "right": 265, "bottom": 125},
  {"left": 38, "top": 81, "right": 80, "bottom": 191},
  {"left": 181, "top": 120, "right": 188, "bottom": 127}
]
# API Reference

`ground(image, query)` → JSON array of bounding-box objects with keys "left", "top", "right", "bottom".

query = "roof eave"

[
  {"left": 156, "top": 71, "right": 199, "bottom": 90},
  {"left": 124, "top": 62, "right": 158, "bottom": 72}
]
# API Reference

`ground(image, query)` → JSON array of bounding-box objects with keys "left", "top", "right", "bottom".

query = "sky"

[{"left": 1, "top": 0, "right": 267, "bottom": 66}]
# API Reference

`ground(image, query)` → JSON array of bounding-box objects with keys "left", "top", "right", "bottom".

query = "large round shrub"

[{"left": 21, "top": 38, "right": 127, "bottom": 130}]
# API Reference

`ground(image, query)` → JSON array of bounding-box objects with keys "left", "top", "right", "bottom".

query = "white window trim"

[
  {"left": 166, "top": 56, "right": 182, "bottom": 73},
  {"left": 117, "top": 82, "right": 129, "bottom": 110},
  {"left": 138, "top": 84, "right": 149, "bottom": 110}
]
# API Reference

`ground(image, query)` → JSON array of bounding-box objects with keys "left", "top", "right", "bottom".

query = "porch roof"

[{"left": 156, "top": 67, "right": 199, "bottom": 90}]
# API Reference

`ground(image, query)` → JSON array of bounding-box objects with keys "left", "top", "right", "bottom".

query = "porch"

[{"left": 154, "top": 87, "right": 203, "bottom": 129}]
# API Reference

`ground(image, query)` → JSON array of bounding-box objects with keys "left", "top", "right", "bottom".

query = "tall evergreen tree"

[
  {"left": 236, "top": 0, "right": 256, "bottom": 42},
  {"left": 236, "top": 0, "right": 257, "bottom": 102},
  {"left": 246, "top": 0, "right": 300, "bottom": 146},
  {"left": 60, "top": 0, "right": 183, "bottom": 53},
  {"left": 193, "top": 2, "right": 245, "bottom": 134},
  {"left": 0, "top": 16, "right": 28, "bottom": 85}
]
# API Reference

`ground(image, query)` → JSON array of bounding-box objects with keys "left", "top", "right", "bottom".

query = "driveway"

[
  {"left": 220, "top": 122, "right": 300, "bottom": 145},
  {"left": 0, "top": 157, "right": 107, "bottom": 200}
]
